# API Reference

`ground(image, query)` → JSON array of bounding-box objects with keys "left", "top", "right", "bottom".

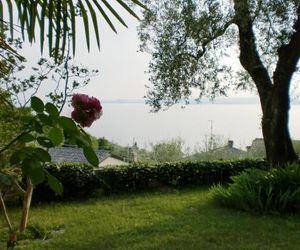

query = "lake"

[{"left": 85, "top": 103, "right": 300, "bottom": 151}]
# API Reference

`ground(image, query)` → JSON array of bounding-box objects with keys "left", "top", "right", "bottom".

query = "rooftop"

[{"left": 49, "top": 146, "right": 111, "bottom": 164}]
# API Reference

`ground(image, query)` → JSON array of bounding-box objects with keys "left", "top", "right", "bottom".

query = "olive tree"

[{"left": 139, "top": 0, "right": 300, "bottom": 167}]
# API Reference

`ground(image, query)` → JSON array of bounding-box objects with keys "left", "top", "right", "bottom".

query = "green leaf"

[
  {"left": 19, "top": 134, "right": 35, "bottom": 143},
  {"left": 0, "top": 173, "right": 12, "bottom": 186},
  {"left": 21, "top": 158, "right": 45, "bottom": 185},
  {"left": 86, "top": 0, "right": 100, "bottom": 48},
  {"left": 29, "top": 1, "right": 37, "bottom": 43},
  {"left": 75, "top": 135, "right": 90, "bottom": 147},
  {"left": 37, "top": 136, "right": 54, "bottom": 148},
  {"left": 48, "top": 0, "right": 54, "bottom": 56},
  {"left": 33, "top": 148, "right": 51, "bottom": 162},
  {"left": 38, "top": 113, "right": 53, "bottom": 126},
  {"left": 91, "top": 0, "right": 116, "bottom": 33},
  {"left": 131, "top": 0, "right": 147, "bottom": 10},
  {"left": 33, "top": 120, "right": 43, "bottom": 133},
  {"left": 0, "top": 1, "right": 3, "bottom": 36},
  {"left": 10, "top": 147, "right": 35, "bottom": 165},
  {"left": 83, "top": 146, "right": 99, "bottom": 166},
  {"left": 61, "top": 0, "right": 68, "bottom": 57},
  {"left": 46, "top": 172, "right": 63, "bottom": 195},
  {"left": 54, "top": 0, "right": 62, "bottom": 60},
  {"left": 48, "top": 127, "right": 64, "bottom": 146},
  {"left": 78, "top": 0, "right": 90, "bottom": 51},
  {"left": 39, "top": 0, "right": 47, "bottom": 53},
  {"left": 29, "top": 167, "right": 45, "bottom": 185},
  {"left": 116, "top": 0, "right": 139, "bottom": 19},
  {"left": 10, "top": 150, "right": 25, "bottom": 165},
  {"left": 101, "top": 0, "right": 128, "bottom": 28},
  {"left": 45, "top": 103, "right": 59, "bottom": 117},
  {"left": 6, "top": 0, "right": 14, "bottom": 38},
  {"left": 58, "top": 116, "right": 77, "bottom": 131},
  {"left": 67, "top": 0, "right": 76, "bottom": 55},
  {"left": 31, "top": 96, "right": 44, "bottom": 113}
]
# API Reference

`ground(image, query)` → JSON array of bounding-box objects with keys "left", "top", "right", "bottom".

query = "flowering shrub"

[
  {"left": 71, "top": 94, "right": 103, "bottom": 127},
  {"left": 0, "top": 95, "right": 101, "bottom": 243}
]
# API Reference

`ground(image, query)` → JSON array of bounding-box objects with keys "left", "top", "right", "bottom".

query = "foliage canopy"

[{"left": 139, "top": 0, "right": 300, "bottom": 110}]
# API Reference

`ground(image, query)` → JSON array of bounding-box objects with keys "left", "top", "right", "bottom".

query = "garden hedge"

[{"left": 33, "top": 159, "right": 268, "bottom": 201}]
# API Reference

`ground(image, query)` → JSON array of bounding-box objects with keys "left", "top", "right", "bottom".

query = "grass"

[{"left": 1, "top": 187, "right": 300, "bottom": 250}]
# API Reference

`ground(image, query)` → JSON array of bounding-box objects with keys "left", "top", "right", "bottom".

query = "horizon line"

[{"left": 102, "top": 97, "right": 300, "bottom": 105}]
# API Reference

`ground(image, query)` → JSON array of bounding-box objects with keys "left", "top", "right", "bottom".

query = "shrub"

[
  {"left": 33, "top": 159, "right": 267, "bottom": 201},
  {"left": 33, "top": 163, "right": 97, "bottom": 201},
  {"left": 211, "top": 163, "right": 300, "bottom": 214},
  {"left": 96, "top": 160, "right": 267, "bottom": 194}
]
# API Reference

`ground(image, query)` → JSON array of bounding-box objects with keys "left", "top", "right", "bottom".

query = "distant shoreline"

[{"left": 102, "top": 97, "right": 300, "bottom": 105}]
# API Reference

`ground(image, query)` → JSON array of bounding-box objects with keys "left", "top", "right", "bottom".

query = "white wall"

[{"left": 99, "top": 157, "right": 128, "bottom": 167}]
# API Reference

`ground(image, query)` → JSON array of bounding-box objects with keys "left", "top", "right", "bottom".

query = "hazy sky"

[
  {"left": 21, "top": 9, "right": 150, "bottom": 102},
  {"left": 11, "top": 3, "right": 300, "bottom": 105}
]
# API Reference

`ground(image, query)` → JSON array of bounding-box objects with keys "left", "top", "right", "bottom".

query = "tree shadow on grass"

[{"left": 44, "top": 198, "right": 300, "bottom": 250}]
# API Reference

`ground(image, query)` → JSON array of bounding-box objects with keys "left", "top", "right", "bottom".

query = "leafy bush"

[
  {"left": 33, "top": 159, "right": 267, "bottom": 201},
  {"left": 211, "top": 163, "right": 300, "bottom": 214},
  {"left": 33, "top": 163, "right": 97, "bottom": 201}
]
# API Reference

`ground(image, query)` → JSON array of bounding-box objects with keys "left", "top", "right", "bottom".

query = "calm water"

[{"left": 86, "top": 103, "right": 300, "bottom": 150}]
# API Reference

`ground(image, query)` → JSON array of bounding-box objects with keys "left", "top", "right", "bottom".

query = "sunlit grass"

[{"left": 1, "top": 187, "right": 300, "bottom": 249}]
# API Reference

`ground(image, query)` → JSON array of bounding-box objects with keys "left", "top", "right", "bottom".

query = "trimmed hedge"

[
  {"left": 97, "top": 160, "right": 267, "bottom": 194},
  {"left": 33, "top": 159, "right": 267, "bottom": 201},
  {"left": 34, "top": 163, "right": 97, "bottom": 201}
]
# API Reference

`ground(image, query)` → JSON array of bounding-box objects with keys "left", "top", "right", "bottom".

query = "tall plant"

[{"left": 0, "top": 94, "right": 102, "bottom": 248}]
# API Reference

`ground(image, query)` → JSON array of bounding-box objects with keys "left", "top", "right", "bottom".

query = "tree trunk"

[
  {"left": 261, "top": 88, "right": 298, "bottom": 168},
  {"left": 233, "top": 0, "right": 300, "bottom": 168},
  {"left": 0, "top": 190, "right": 13, "bottom": 233},
  {"left": 19, "top": 178, "right": 33, "bottom": 232}
]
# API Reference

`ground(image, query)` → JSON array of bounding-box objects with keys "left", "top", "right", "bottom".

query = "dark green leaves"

[
  {"left": 37, "top": 114, "right": 53, "bottom": 126},
  {"left": 45, "top": 103, "right": 59, "bottom": 117},
  {"left": 19, "top": 133, "right": 35, "bottom": 143},
  {"left": 83, "top": 146, "right": 99, "bottom": 166},
  {"left": 37, "top": 136, "right": 54, "bottom": 148},
  {"left": 22, "top": 158, "right": 45, "bottom": 185},
  {"left": 28, "top": 166, "right": 45, "bottom": 185},
  {"left": 33, "top": 148, "right": 51, "bottom": 162},
  {"left": 0, "top": 173, "right": 12, "bottom": 186},
  {"left": 31, "top": 96, "right": 44, "bottom": 113}
]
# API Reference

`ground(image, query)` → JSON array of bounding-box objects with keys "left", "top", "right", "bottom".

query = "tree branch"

[
  {"left": 273, "top": 4, "right": 300, "bottom": 89},
  {"left": 11, "top": 177, "right": 25, "bottom": 195},
  {"left": 0, "top": 190, "right": 13, "bottom": 233},
  {"left": 192, "top": 20, "right": 234, "bottom": 60},
  {"left": 233, "top": 0, "right": 273, "bottom": 102},
  {"left": 59, "top": 36, "right": 71, "bottom": 114}
]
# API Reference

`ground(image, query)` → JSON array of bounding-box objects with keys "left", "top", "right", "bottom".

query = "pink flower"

[{"left": 71, "top": 94, "right": 103, "bottom": 127}]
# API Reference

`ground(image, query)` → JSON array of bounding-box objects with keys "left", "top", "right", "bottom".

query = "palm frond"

[{"left": 1, "top": 0, "right": 145, "bottom": 61}]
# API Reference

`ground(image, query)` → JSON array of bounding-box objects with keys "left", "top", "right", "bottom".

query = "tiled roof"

[{"left": 49, "top": 146, "right": 110, "bottom": 164}]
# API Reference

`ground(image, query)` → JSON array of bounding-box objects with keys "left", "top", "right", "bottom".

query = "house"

[
  {"left": 207, "top": 140, "right": 246, "bottom": 160},
  {"left": 190, "top": 140, "right": 246, "bottom": 161},
  {"left": 246, "top": 138, "right": 265, "bottom": 158},
  {"left": 246, "top": 138, "right": 300, "bottom": 158},
  {"left": 49, "top": 145, "right": 128, "bottom": 167}
]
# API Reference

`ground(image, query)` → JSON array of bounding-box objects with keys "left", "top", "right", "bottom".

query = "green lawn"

[{"left": 1, "top": 187, "right": 300, "bottom": 250}]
